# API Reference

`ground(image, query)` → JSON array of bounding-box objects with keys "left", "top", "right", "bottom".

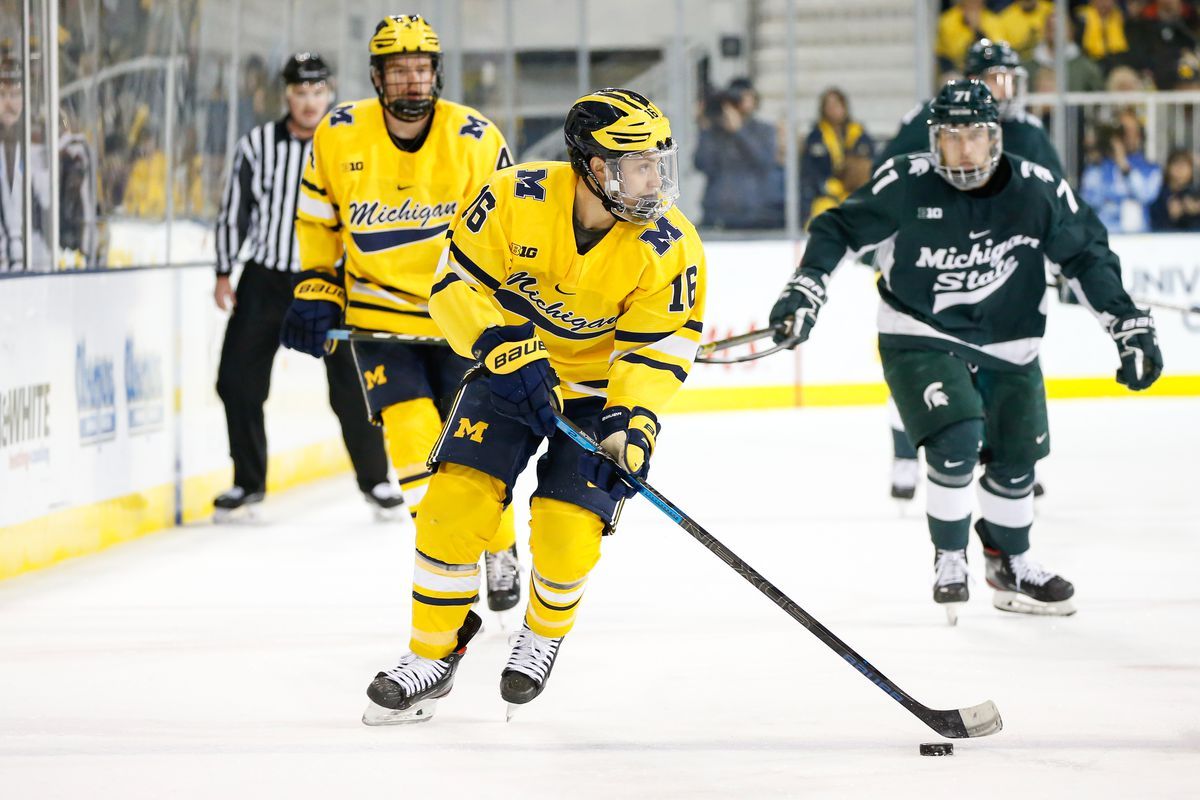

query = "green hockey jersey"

[
  {"left": 876, "top": 102, "right": 1064, "bottom": 177},
  {"left": 798, "top": 153, "right": 1138, "bottom": 370}
]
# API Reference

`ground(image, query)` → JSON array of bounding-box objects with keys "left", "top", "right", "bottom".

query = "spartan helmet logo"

[{"left": 923, "top": 381, "right": 950, "bottom": 411}]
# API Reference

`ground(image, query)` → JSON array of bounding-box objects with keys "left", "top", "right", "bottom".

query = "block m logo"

[
  {"left": 363, "top": 365, "right": 387, "bottom": 390},
  {"left": 453, "top": 417, "right": 489, "bottom": 443}
]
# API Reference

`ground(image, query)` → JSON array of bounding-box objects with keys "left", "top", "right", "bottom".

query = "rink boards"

[{"left": 1, "top": 232, "right": 1197, "bottom": 578}]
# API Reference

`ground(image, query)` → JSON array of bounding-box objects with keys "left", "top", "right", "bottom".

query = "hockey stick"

[
  {"left": 555, "top": 412, "right": 1002, "bottom": 739},
  {"left": 695, "top": 327, "right": 788, "bottom": 365},
  {"left": 1046, "top": 282, "right": 1200, "bottom": 323},
  {"left": 326, "top": 329, "right": 448, "bottom": 346}
]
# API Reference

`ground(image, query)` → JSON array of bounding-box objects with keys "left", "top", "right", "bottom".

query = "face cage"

[
  {"left": 930, "top": 122, "right": 1003, "bottom": 191},
  {"left": 599, "top": 143, "right": 680, "bottom": 224},
  {"left": 978, "top": 66, "right": 1028, "bottom": 118},
  {"left": 372, "top": 54, "right": 441, "bottom": 122}
]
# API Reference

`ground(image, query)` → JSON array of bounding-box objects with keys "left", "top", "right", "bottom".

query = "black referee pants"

[{"left": 215, "top": 262, "right": 388, "bottom": 495}]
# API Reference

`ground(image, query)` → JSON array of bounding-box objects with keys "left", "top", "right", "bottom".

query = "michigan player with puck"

[{"left": 361, "top": 88, "right": 705, "bottom": 724}]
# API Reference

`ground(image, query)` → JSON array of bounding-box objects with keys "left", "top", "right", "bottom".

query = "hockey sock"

[
  {"left": 380, "top": 398, "right": 442, "bottom": 513},
  {"left": 887, "top": 395, "right": 918, "bottom": 460},
  {"left": 525, "top": 498, "right": 603, "bottom": 639},
  {"left": 410, "top": 464, "right": 506, "bottom": 659},
  {"left": 923, "top": 418, "right": 983, "bottom": 551},
  {"left": 978, "top": 463, "right": 1035, "bottom": 555},
  {"left": 486, "top": 503, "right": 517, "bottom": 554}
]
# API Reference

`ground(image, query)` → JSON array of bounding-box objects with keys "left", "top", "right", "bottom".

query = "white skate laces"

[
  {"left": 380, "top": 653, "right": 448, "bottom": 696},
  {"left": 370, "top": 482, "right": 402, "bottom": 502},
  {"left": 934, "top": 549, "right": 969, "bottom": 587},
  {"left": 486, "top": 548, "right": 520, "bottom": 593},
  {"left": 1007, "top": 553, "right": 1054, "bottom": 589},
  {"left": 505, "top": 627, "right": 561, "bottom": 682}
]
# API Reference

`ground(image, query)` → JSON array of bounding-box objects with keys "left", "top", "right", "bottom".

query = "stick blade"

[{"left": 923, "top": 699, "right": 1003, "bottom": 738}]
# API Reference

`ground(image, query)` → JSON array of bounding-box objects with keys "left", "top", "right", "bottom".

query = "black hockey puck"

[{"left": 919, "top": 742, "right": 954, "bottom": 756}]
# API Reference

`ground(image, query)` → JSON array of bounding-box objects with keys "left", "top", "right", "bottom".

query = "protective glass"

[
  {"left": 930, "top": 122, "right": 1003, "bottom": 191},
  {"left": 602, "top": 142, "right": 680, "bottom": 224}
]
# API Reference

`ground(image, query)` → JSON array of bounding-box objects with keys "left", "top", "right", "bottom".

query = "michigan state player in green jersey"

[
  {"left": 878, "top": 39, "right": 1061, "bottom": 174},
  {"left": 878, "top": 39, "right": 1062, "bottom": 501},
  {"left": 769, "top": 80, "right": 1163, "bottom": 622}
]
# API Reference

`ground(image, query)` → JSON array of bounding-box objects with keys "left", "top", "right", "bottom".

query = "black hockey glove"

[
  {"left": 769, "top": 268, "right": 827, "bottom": 347},
  {"left": 578, "top": 406, "right": 659, "bottom": 502},
  {"left": 280, "top": 271, "right": 345, "bottom": 358},
  {"left": 475, "top": 323, "right": 562, "bottom": 437},
  {"left": 1109, "top": 310, "right": 1163, "bottom": 391}
]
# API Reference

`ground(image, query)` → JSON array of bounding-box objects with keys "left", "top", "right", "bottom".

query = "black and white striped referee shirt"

[{"left": 215, "top": 116, "right": 311, "bottom": 275}]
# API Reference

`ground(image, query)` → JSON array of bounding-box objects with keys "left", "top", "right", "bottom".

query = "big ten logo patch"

[
  {"left": 363, "top": 365, "right": 387, "bottom": 390},
  {"left": 509, "top": 242, "right": 538, "bottom": 258},
  {"left": 454, "top": 417, "right": 488, "bottom": 443},
  {"left": 341, "top": 161, "right": 364, "bottom": 172}
]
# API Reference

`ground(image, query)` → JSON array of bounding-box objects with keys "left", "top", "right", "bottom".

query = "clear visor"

[
  {"left": 980, "top": 66, "right": 1028, "bottom": 117},
  {"left": 602, "top": 142, "right": 680, "bottom": 224},
  {"left": 930, "top": 122, "right": 1002, "bottom": 191}
]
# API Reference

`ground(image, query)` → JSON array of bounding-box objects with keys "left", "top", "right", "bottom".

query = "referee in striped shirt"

[{"left": 212, "top": 53, "right": 400, "bottom": 520}]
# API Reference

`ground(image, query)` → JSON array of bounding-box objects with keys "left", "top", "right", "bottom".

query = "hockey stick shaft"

[
  {"left": 697, "top": 328, "right": 775, "bottom": 355},
  {"left": 1046, "top": 282, "right": 1200, "bottom": 320},
  {"left": 326, "top": 329, "right": 448, "bottom": 346},
  {"left": 554, "top": 412, "right": 1001, "bottom": 739}
]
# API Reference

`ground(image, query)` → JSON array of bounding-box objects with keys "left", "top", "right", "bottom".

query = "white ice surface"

[{"left": 1, "top": 398, "right": 1198, "bottom": 799}]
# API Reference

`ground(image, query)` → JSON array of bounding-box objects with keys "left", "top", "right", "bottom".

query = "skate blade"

[
  {"left": 211, "top": 506, "right": 262, "bottom": 525},
  {"left": 505, "top": 702, "right": 522, "bottom": 722},
  {"left": 992, "top": 590, "right": 1076, "bottom": 617},
  {"left": 361, "top": 698, "right": 437, "bottom": 726},
  {"left": 940, "top": 602, "right": 965, "bottom": 626},
  {"left": 371, "top": 506, "right": 402, "bottom": 523}
]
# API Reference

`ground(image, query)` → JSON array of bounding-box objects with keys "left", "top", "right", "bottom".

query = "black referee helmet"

[{"left": 281, "top": 52, "right": 332, "bottom": 85}]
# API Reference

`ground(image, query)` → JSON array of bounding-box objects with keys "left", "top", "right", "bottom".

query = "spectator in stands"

[
  {"left": 237, "top": 55, "right": 274, "bottom": 135},
  {"left": 999, "top": 0, "right": 1054, "bottom": 61},
  {"left": 806, "top": 151, "right": 872, "bottom": 229},
  {"left": 1080, "top": 111, "right": 1163, "bottom": 233},
  {"left": 1125, "top": 0, "right": 1200, "bottom": 90},
  {"left": 1150, "top": 149, "right": 1200, "bottom": 231},
  {"left": 1077, "top": 0, "right": 1129, "bottom": 73},
  {"left": 122, "top": 126, "right": 168, "bottom": 219},
  {"left": 937, "top": 0, "right": 1005, "bottom": 73},
  {"left": 1032, "top": 13, "right": 1105, "bottom": 92},
  {"left": 695, "top": 77, "right": 783, "bottom": 229},
  {"left": 800, "top": 88, "right": 874, "bottom": 226}
]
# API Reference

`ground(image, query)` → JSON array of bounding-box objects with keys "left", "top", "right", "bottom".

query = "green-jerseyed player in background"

[
  {"left": 879, "top": 38, "right": 1060, "bottom": 501},
  {"left": 769, "top": 80, "right": 1162, "bottom": 622}
]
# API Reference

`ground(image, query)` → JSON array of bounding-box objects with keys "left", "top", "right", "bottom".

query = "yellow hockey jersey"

[
  {"left": 296, "top": 97, "right": 511, "bottom": 336},
  {"left": 431, "top": 162, "right": 706, "bottom": 416}
]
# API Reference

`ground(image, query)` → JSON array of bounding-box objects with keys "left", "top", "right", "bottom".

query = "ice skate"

[
  {"left": 890, "top": 458, "right": 919, "bottom": 501},
  {"left": 501, "top": 624, "right": 563, "bottom": 721},
  {"left": 362, "top": 611, "right": 482, "bottom": 725},
  {"left": 364, "top": 481, "right": 405, "bottom": 522},
  {"left": 212, "top": 487, "right": 264, "bottom": 523},
  {"left": 984, "top": 547, "right": 1075, "bottom": 616},
  {"left": 484, "top": 545, "right": 521, "bottom": 613},
  {"left": 932, "top": 548, "right": 969, "bottom": 625}
]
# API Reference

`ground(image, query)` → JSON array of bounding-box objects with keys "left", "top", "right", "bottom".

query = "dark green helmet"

[
  {"left": 964, "top": 38, "right": 1026, "bottom": 117},
  {"left": 928, "top": 79, "right": 1003, "bottom": 191},
  {"left": 929, "top": 79, "right": 1000, "bottom": 126},
  {"left": 964, "top": 38, "right": 1020, "bottom": 77}
]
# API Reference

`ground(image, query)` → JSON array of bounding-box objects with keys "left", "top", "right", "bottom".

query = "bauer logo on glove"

[{"left": 485, "top": 338, "right": 549, "bottom": 373}]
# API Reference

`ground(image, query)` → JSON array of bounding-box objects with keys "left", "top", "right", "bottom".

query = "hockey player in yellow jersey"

[
  {"left": 280, "top": 14, "right": 521, "bottom": 612},
  {"left": 361, "top": 89, "right": 706, "bottom": 725}
]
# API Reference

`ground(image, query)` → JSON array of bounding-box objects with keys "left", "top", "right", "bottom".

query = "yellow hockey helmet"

[
  {"left": 369, "top": 14, "right": 442, "bottom": 121},
  {"left": 565, "top": 89, "right": 678, "bottom": 224}
]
